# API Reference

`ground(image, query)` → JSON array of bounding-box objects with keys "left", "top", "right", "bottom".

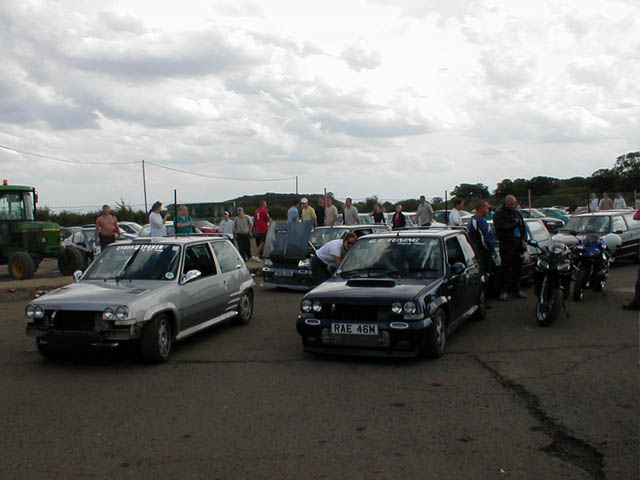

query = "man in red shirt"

[
  {"left": 252, "top": 200, "right": 270, "bottom": 260},
  {"left": 622, "top": 208, "right": 640, "bottom": 310}
]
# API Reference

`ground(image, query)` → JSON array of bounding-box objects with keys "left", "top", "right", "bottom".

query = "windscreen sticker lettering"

[
  {"left": 115, "top": 245, "right": 165, "bottom": 251},
  {"left": 366, "top": 238, "right": 425, "bottom": 244}
]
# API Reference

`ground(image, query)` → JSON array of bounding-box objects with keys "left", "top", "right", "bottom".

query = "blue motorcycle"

[{"left": 571, "top": 235, "right": 612, "bottom": 301}]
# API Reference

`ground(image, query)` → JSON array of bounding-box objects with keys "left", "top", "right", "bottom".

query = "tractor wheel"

[
  {"left": 58, "top": 246, "right": 84, "bottom": 276},
  {"left": 8, "top": 252, "right": 36, "bottom": 280}
]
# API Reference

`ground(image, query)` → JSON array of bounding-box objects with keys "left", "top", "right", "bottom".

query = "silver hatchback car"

[{"left": 25, "top": 236, "right": 255, "bottom": 362}]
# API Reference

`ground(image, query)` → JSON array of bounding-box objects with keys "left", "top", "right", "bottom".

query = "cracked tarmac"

[{"left": 0, "top": 263, "right": 637, "bottom": 479}]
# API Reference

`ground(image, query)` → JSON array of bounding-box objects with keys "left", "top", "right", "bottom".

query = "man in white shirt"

[
  {"left": 415, "top": 195, "right": 434, "bottom": 227},
  {"left": 613, "top": 193, "right": 627, "bottom": 209},
  {"left": 219, "top": 211, "right": 235, "bottom": 239},
  {"left": 588, "top": 193, "right": 599, "bottom": 213},
  {"left": 343, "top": 197, "right": 360, "bottom": 225},
  {"left": 311, "top": 232, "right": 357, "bottom": 284},
  {"left": 449, "top": 199, "right": 465, "bottom": 226}
]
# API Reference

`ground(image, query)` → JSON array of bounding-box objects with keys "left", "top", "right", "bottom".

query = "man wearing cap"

[
  {"left": 234, "top": 207, "right": 252, "bottom": 261},
  {"left": 300, "top": 198, "right": 317, "bottom": 227},
  {"left": 219, "top": 211, "right": 235, "bottom": 239}
]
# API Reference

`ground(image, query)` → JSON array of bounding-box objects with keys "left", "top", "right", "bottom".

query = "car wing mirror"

[
  {"left": 73, "top": 270, "right": 83, "bottom": 282},
  {"left": 182, "top": 269, "right": 202, "bottom": 284},
  {"left": 450, "top": 262, "right": 465, "bottom": 275}
]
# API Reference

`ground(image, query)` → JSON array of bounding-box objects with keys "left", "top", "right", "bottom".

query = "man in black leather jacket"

[{"left": 493, "top": 195, "right": 528, "bottom": 300}]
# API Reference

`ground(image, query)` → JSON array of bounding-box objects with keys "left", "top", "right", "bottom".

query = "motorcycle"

[
  {"left": 531, "top": 241, "right": 573, "bottom": 326},
  {"left": 571, "top": 235, "right": 612, "bottom": 301}
]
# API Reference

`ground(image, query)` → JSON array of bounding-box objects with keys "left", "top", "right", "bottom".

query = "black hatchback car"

[{"left": 296, "top": 229, "right": 486, "bottom": 358}]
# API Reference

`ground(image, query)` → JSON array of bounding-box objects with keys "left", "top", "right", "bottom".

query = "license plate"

[
  {"left": 331, "top": 323, "right": 378, "bottom": 335},
  {"left": 275, "top": 269, "right": 294, "bottom": 277}
]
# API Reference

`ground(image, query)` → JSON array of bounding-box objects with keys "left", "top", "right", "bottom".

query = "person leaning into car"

[
  {"left": 493, "top": 195, "right": 528, "bottom": 301},
  {"left": 468, "top": 200, "right": 495, "bottom": 273},
  {"left": 310, "top": 232, "right": 357, "bottom": 284},
  {"left": 95, "top": 204, "right": 120, "bottom": 249}
]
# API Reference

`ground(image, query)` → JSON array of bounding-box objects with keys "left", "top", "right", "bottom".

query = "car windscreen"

[
  {"left": 84, "top": 244, "right": 181, "bottom": 281},
  {"left": 195, "top": 219, "right": 214, "bottom": 227},
  {"left": 339, "top": 237, "right": 443, "bottom": 277},
  {"left": 310, "top": 228, "right": 345, "bottom": 248},
  {"left": 562, "top": 216, "right": 610, "bottom": 234}
]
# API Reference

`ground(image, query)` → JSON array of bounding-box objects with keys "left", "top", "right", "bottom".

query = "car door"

[
  {"left": 179, "top": 242, "right": 226, "bottom": 330},
  {"left": 457, "top": 234, "right": 483, "bottom": 307},
  {"left": 611, "top": 215, "right": 633, "bottom": 258},
  {"left": 623, "top": 213, "right": 640, "bottom": 257},
  {"left": 211, "top": 240, "right": 246, "bottom": 314},
  {"left": 444, "top": 237, "right": 469, "bottom": 326}
]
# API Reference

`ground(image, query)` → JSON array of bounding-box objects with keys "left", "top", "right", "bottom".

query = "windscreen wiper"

[{"left": 114, "top": 247, "right": 141, "bottom": 282}]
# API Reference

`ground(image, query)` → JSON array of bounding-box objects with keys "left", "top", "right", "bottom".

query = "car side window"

[
  {"left": 183, "top": 243, "right": 217, "bottom": 278},
  {"left": 528, "top": 220, "right": 551, "bottom": 242},
  {"left": 612, "top": 216, "right": 627, "bottom": 233},
  {"left": 211, "top": 241, "right": 243, "bottom": 273},
  {"left": 72, "top": 231, "right": 84, "bottom": 243},
  {"left": 445, "top": 237, "right": 466, "bottom": 267},
  {"left": 355, "top": 229, "right": 373, "bottom": 237},
  {"left": 624, "top": 213, "right": 640, "bottom": 230},
  {"left": 457, "top": 235, "right": 478, "bottom": 265}
]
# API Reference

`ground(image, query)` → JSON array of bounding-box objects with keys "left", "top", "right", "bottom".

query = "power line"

[
  {"left": 145, "top": 160, "right": 296, "bottom": 182},
  {"left": 0, "top": 144, "right": 139, "bottom": 166}
]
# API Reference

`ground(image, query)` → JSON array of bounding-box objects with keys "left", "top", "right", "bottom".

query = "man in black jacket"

[{"left": 493, "top": 195, "right": 528, "bottom": 301}]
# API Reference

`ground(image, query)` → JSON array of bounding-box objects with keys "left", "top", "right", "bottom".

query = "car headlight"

[
  {"left": 26, "top": 304, "right": 36, "bottom": 318},
  {"left": 115, "top": 306, "right": 129, "bottom": 320},
  {"left": 301, "top": 299, "right": 313, "bottom": 313},
  {"left": 103, "top": 307, "right": 115, "bottom": 320},
  {"left": 264, "top": 259, "right": 273, "bottom": 267},
  {"left": 298, "top": 258, "right": 311, "bottom": 268},
  {"left": 403, "top": 301, "right": 418, "bottom": 315},
  {"left": 312, "top": 300, "right": 322, "bottom": 312},
  {"left": 391, "top": 302, "right": 403, "bottom": 315},
  {"left": 34, "top": 305, "right": 45, "bottom": 318},
  {"left": 557, "top": 262, "right": 571, "bottom": 272},
  {"left": 536, "top": 259, "right": 550, "bottom": 270}
]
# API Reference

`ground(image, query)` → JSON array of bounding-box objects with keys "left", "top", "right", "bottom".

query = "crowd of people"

[{"left": 93, "top": 192, "right": 640, "bottom": 311}]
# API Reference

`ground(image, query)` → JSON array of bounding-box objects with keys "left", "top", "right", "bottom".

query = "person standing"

[
  {"left": 622, "top": 208, "right": 640, "bottom": 310},
  {"left": 315, "top": 197, "right": 326, "bottom": 227},
  {"left": 287, "top": 200, "right": 300, "bottom": 223},
  {"left": 149, "top": 201, "right": 170, "bottom": 237},
  {"left": 325, "top": 197, "right": 339, "bottom": 227},
  {"left": 310, "top": 232, "right": 357, "bottom": 284},
  {"left": 449, "top": 199, "right": 465, "bottom": 226},
  {"left": 175, "top": 205, "right": 196, "bottom": 234},
  {"left": 219, "top": 211, "right": 235, "bottom": 239},
  {"left": 415, "top": 195, "right": 434, "bottom": 227},
  {"left": 95, "top": 204, "right": 120, "bottom": 249},
  {"left": 493, "top": 195, "right": 528, "bottom": 301},
  {"left": 599, "top": 192, "right": 614, "bottom": 211},
  {"left": 300, "top": 198, "right": 317, "bottom": 227},
  {"left": 253, "top": 200, "right": 270, "bottom": 260},
  {"left": 391, "top": 204, "right": 406, "bottom": 230},
  {"left": 370, "top": 204, "right": 385, "bottom": 224},
  {"left": 613, "top": 193, "right": 627, "bottom": 210},
  {"left": 468, "top": 201, "right": 495, "bottom": 273},
  {"left": 234, "top": 207, "right": 252, "bottom": 261},
  {"left": 343, "top": 197, "right": 360, "bottom": 225},
  {"left": 588, "top": 193, "right": 599, "bottom": 213}
]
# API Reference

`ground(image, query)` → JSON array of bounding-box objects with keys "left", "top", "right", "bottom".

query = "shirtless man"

[{"left": 95, "top": 205, "right": 119, "bottom": 249}]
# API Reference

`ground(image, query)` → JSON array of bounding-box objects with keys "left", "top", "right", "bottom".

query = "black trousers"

[
  {"left": 236, "top": 233, "right": 251, "bottom": 260},
  {"left": 99, "top": 235, "right": 115, "bottom": 248},
  {"left": 311, "top": 255, "right": 330, "bottom": 285},
  {"left": 499, "top": 241, "right": 523, "bottom": 293}
]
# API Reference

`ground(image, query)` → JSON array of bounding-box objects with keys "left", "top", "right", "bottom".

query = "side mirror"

[
  {"left": 451, "top": 262, "right": 465, "bottom": 275},
  {"left": 73, "top": 270, "right": 83, "bottom": 283},
  {"left": 527, "top": 240, "right": 539, "bottom": 248},
  {"left": 182, "top": 269, "right": 202, "bottom": 284}
]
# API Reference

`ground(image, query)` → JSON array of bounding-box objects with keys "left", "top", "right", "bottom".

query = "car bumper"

[
  {"left": 27, "top": 323, "right": 142, "bottom": 346},
  {"left": 262, "top": 267, "right": 314, "bottom": 290},
  {"left": 296, "top": 315, "right": 433, "bottom": 357}
]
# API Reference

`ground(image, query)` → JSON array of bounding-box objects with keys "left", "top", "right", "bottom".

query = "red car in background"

[{"left": 194, "top": 219, "right": 220, "bottom": 233}]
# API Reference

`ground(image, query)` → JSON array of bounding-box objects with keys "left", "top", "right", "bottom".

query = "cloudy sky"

[{"left": 1, "top": 0, "right": 638, "bottom": 210}]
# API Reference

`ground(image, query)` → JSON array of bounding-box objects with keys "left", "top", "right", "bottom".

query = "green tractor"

[{"left": 0, "top": 183, "right": 83, "bottom": 280}]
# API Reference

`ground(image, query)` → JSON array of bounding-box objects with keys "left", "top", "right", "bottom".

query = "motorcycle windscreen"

[{"left": 263, "top": 221, "right": 314, "bottom": 261}]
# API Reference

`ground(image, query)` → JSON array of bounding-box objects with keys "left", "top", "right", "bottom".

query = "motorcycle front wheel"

[
  {"left": 536, "top": 280, "right": 562, "bottom": 327},
  {"left": 573, "top": 269, "right": 589, "bottom": 301}
]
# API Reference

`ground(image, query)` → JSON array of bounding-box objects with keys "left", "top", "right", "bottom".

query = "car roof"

[
  {"left": 361, "top": 228, "right": 466, "bottom": 239},
  {"left": 314, "top": 225, "right": 387, "bottom": 230},
  {"left": 123, "top": 235, "right": 230, "bottom": 245},
  {"left": 572, "top": 211, "right": 624, "bottom": 217}
]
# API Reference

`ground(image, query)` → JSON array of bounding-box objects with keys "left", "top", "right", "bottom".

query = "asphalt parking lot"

[{"left": 1, "top": 264, "right": 637, "bottom": 480}]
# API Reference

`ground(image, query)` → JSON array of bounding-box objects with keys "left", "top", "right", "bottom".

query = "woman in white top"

[{"left": 149, "top": 201, "right": 170, "bottom": 237}]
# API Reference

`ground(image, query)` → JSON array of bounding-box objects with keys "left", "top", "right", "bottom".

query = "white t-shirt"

[
  {"left": 343, "top": 206, "right": 359, "bottom": 225},
  {"left": 149, "top": 212, "right": 167, "bottom": 237},
  {"left": 449, "top": 209, "right": 462, "bottom": 226},
  {"left": 589, "top": 198, "right": 599, "bottom": 212},
  {"left": 219, "top": 219, "right": 235, "bottom": 237},
  {"left": 316, "top": 239, "right": 344, "bottom": 266},
  {"left": 613, "top": 197, "right": 627, "bottom": 209}
]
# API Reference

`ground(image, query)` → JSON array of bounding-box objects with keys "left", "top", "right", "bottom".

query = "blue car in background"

[{"left": 539, "top": 207, "right": 569, "bottom": 224}]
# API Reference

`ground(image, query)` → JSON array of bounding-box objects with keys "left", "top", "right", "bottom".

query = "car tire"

[
  {"left": 472, "top": 288, "right": 487, "bottom": 321},
  {"left": 232, "top": 290, "right": 253, "bottom": 325},
  {"left": 421, "top": 308, "right": 447, "bottom": 358},
  {"left": 8, "top": 251, "right": 36, "bottom": 280},
  {"left": 36, "top": 338, "right": 60, "bottom": 359},
  {"left": 573, "top": 269, "right": 588, "bottom": 302},
  {"left": 140, "top": 314, "right": 172, "bottom": 363},
  {"left": 58, "top": 246, "right": 84, "bottom": 276}
]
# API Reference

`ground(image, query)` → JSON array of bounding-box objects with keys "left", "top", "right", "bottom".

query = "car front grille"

[
  {"left": 318, "top": 304, "right": 392, "bottom": 323},
  {"left": 49, "top": 310, "right": 100, "bottom": 332}
]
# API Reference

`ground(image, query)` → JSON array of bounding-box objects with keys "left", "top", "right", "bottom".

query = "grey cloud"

[
  {"left": 97, "top": 11, "right": 146, "bottom": 34},
  {"left": 566, "top": 62, "right": 614, "bottom": 87},
  {"left": 341, "top": 44, "right": 382, "bottom": 71},
  {"left": 250, "top": 32, "right": 324, "bottom": 57},
  {"left": 479, "top": 49, "right": 536, "bottom": 90},
  {"left": 312, "top": 112, "right": 428, "bottom": 138}
]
